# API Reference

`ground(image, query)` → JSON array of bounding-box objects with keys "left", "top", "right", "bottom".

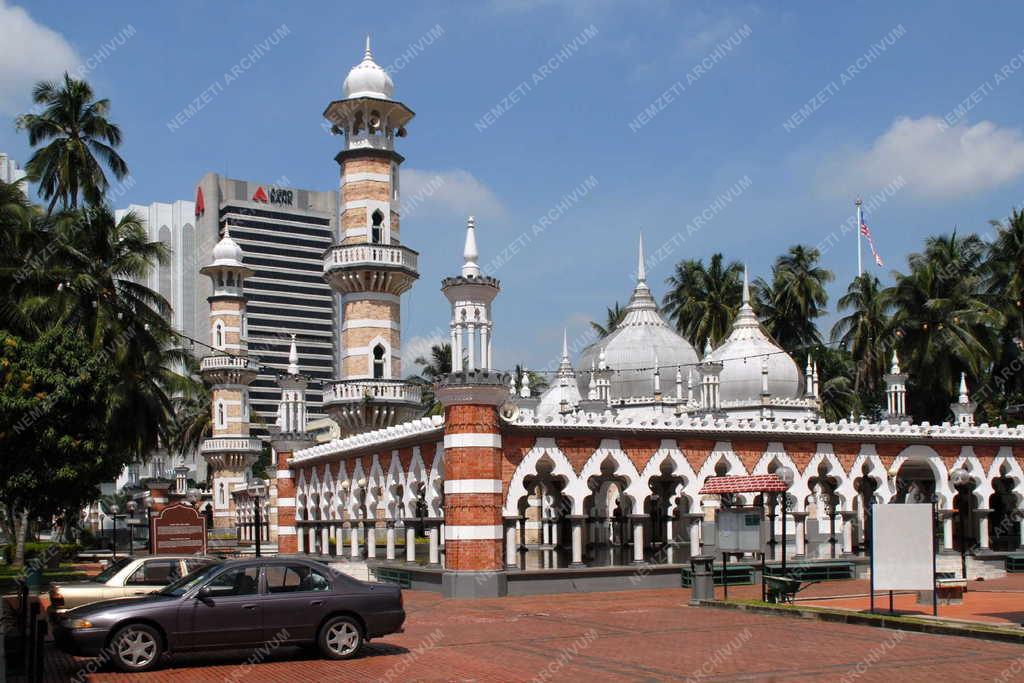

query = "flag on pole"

[{"left": 860, "top": 216, "right": 884, "bottom": 267}]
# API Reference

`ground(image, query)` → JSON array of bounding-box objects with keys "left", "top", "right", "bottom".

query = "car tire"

[
  {"left": 318, "top": 615, "right": 364, "bottom": 660},
  {"left": 109, "top": 623, "right": 163, "bottom": 673}
]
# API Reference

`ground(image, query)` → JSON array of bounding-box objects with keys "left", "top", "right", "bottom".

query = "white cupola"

[{"left": 342, "top": 36, "right": 395, "bottom": 100}]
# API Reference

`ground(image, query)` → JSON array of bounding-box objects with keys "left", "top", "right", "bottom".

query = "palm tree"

[
  {"left": 165, "top": 356, "right": 211, "bottom": 461},
  {"left": 661, "top": 254, "right": 743, "bottom": 349},
  {"left": 815, "top": 347, "right": 860, "bottom": 422},
  {"left": 590, "top": 302, "right": 625, "bottom": 338},
  {"left": 412, "top": 343, "right": 452, "bottom": 415},
  {"left": 16, "top": 73, "right": 128, "bottom": 212},
  {"left": 831, "top": 273, "right": 892, "bottom": 394},
  {"left": 986, "top": 210, "right": 1024, "bottom": 413},
  {"left": 888, "top": 232, "right": 1002, "bottom": 421},
  {"left": 755, "top": 246, "right": 832, "bottom": 354},
  {"left": 513, "top": 364, "right": 549, "bottom": 398}
]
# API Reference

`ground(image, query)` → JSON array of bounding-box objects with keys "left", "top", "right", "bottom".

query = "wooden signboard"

[{"left": 150, "top": 503, "right": 207, "bottom": 555}]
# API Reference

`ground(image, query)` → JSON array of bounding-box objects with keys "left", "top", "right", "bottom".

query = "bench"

[
  {"left": 764, "top": 575, "right": 804, "bottom": 604},
  {"left": 764, "top": 561, "right": 855, "bottom": 582},
  {"left": 374, "top": 567, "right": 412, "bottom": 589},
  {"left": 1006, "top": 554, "right": 1024, "bottom": 573},
  {"left": 680, "top": 563, "right": 754, "bottom": 587}
]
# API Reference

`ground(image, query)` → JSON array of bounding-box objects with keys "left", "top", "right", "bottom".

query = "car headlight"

[{"left": 65, "top": 618, "right": 94, "bottom": 629}]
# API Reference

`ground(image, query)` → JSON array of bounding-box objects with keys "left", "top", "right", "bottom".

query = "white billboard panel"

[{"left": 872, "top": 503, "right": 934, "bottom": 591}]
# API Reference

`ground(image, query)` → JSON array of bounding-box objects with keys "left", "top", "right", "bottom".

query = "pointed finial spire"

[
  {"left": 890, "top": 350, "right": 901, "bottom": 374},
  {"left": 704, "top": 338, "right": 713, "bottom": 356},
  {"left": 364, "top": 34, "right": 373, "bottom": 60},
  {"left": 223, "top": 224, "right": 231, "bottom": 239},
  {"left": 637, "top": 233, "right": 647, "bottom": 283},
  {"left": 287, "top": 334, "right": 299, "bottom": 375},
  {"left": 508, "top": 373, "right": 516, "bottom": 396},
  {"left": 742, "top": 264, "right": 751, "bottom": 306},
  {"left": 519, "top": 367, "right": 531, "bottom": 398},
  {"left": 958, "top": 372, "right": 970, "bottom": 403},
  {"left": 562, "top": 328, "right": 569, "bottom": 362},
  {"left": 462, "top": 215, "right": 480, "bottom": 277},
  {"left": 598, "top": 346, "right": 607, "bottom": 370}
]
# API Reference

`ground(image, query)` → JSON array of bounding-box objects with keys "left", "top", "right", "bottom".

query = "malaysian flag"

[{"left": 860, "top": 216, "right": 884, "bottom": 267}]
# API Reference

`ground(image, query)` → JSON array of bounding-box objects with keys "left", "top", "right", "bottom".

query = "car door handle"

[
  {"left": 310, "top": 600, "right": 323, "bottom": 606},
  {"left": 242, "top": 604, "right": 258, "bottom": 610}
]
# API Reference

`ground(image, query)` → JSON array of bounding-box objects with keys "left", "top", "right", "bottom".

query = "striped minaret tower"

[
  {"left": 270, "top": 336, "right": 315, "bottom": 554},
  {"left": 437, "top": 218, "right": 510, "bottom": 598},
  {"left": 322, "top": 37, "right": 421, "bottom": 436},
  {"left": 199, "top": 227, "right": 261, "bottom": 529}
]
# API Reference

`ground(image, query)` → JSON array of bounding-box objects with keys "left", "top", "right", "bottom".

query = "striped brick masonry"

[{"left": 437, "top": 370, "right": 511, "bottom": 598}]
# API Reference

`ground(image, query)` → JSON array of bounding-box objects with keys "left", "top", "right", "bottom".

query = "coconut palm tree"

[
  {"left": 513, "top": 364, "right": 549, "bottom": 398},
  {"left": 590, "top": 302, "right": 625, "bottom": 338},
  {"left": 755, "top": 246, "right": 832, "bottom": 354},
  {"left": 888, "top": 232, "right": 1002, "bottom": 421},
  {"left": 831, "top": 273, "right": 892, "bottom": 394},
  {"left": 661, "top": 254, "right": 743, "bottom": 350},
  {"left": 17, "top": 74, "right": 129, "bottom": 212},
  {"left": 412, "top": 343, "right": 452, "bottom": 415}
]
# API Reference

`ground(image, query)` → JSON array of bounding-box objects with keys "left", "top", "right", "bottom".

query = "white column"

[
  {"left": 405, "top": 524, "right": 416, "bottom": 563},
  {"left": 842, "top": 514, "right": 854, "bottom": 555},
  {"left": 321, "top": 526, "right": 330, "bottom": 556},
  {"left": 486, "top": 325, "right": 493, "bottom": 369},
  {"left": 480, "top": 325, "right": 490, "bottom": 370},
  {"left": 428, "top": 523, "right": 439, "bottom": 565},
  {"left": 350, "top": 523, "right": 360, "bottom": 559},
  {"left": 632, "top": 518, "right": 645, "bottom": 563},
  {"left": 331, "top": 525, "right": 340, "bottom": 555},
  {"left": 308, "top": 527, "right": 316, "bottom": 554},
  {"left": 453, "top": 323, "right": 463, "bottom": 372},
  {"left": 450, "top": 326, "right": 459, "bottom": 372},
  {"left": 297, "top": 525, "right": 305, "bottom": 553},
  {"left": 386, "top": 523, "right": 396, "bottom": 560},
  {"left": 666, "top": 518, "right": 674, "bottom": 564},
  {"left": 570, "top": 518, "right": 583, "bottom": 566},
  {"left": 689, "top": 518, "right": 702, "bottom": 558},
  {"left": 467, "top": 323, "right": 476, "bottom": 369},
  {"left": 1018, "top": 512, "right": 1024, "bottom": 549},
  {"left": 366, "top": 523, "right": 377, "bottom": 559},
  {"left": 505, "top": 520, "right": 518, "bottom": 568},
  {"left": 943, "top": 515, "right": 954, "bottom": 551},
  {"left": 978, "top": 510, "right": 991, "bottom": 550},
  {"left": 795, "top": 515, "right": 806, "bottom": 556}
]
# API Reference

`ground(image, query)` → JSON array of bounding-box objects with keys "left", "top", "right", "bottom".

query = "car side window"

[
  {"left": 185, "top": 559, "right": 214, "bottom": 573},
  {"left": 205, "top": 566, "right": 260, "bottom": 597},
  {"left": 265, "top": 565, "right": 330, "bottom": 594},
  {"left": 127, "top": 560, "right": 181, "bottom": 586}
]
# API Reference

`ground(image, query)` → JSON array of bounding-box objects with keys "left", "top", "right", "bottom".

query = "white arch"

[
  {"left": 348, "top": 459, "right": 367, "bottom": 519},
  {"left": 426, "top": 443, "right": 445, "bottom": 518},
  {"left": 988, "top": 446, "right": 1024, "bottom": 509},
  {"left": 504, "top": 438, "right": 580, "bottom": 515},
  {"left": 366, "top": 454, "right": 386, "bottom": 518},
  {"left": 891, "top": 444, "right": 951, "bottom": 508},
  {"left": 800, "top": 444, "right": 855, "bottom": 512},
  {"left": 949, "top": 447, "right": 992, "bottom": 508},
  {"left": 849, "top": 445, "right": 896, "bottom": 504},
  {"left": 574, "top": 439, "right": 642, "bottom": 510},
  {"left": 295, "top": 470, "right": 308, "bottom": 521},
  {"left": 404, "top": 447, "right": 428, "bottom": 517},
  {"left": 627, "top": 439, "right": 696, "bottom": 512},
  {"left": 384, "top": 450, "right": 405, "bottom": 520},
  {"left": 750, "top": 442, "right": 809, "bottom": 512}
]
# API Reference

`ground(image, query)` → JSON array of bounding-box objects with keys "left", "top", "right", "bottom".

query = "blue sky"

[{"left": 3, "top": 1, "right": 1024, "bottom": 373}]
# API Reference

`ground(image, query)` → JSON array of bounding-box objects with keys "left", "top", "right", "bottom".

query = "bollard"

[{"left": 689, "top": 555, "right": 716, "bottom": 606}]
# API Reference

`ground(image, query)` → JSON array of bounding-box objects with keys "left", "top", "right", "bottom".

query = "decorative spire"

[
  {"left": 637, "top": 232, "right": 647, "bottom": 284},
  {"left": 598, "top": 346, "right": 607, "bottom": 370},
  {"left": 675, "top": 365, "right": 684, "bottom": 400},
  {"left": 761, "top": 355, "right": 770, "bottom": 396},
  {"left": 742, "top": 264, "right": 751, "bottom": 306},
  {"left": 703, "top": 338, "right": 713, "bottom": 356},
  {"left": 556, "top": 329, "right": 575, "bottom": 379},
  {"left": 890, "top": 350, "right": 901, "bottom": 374},
  {"left": 687, "top": 368, "right": 695, "bottom": 403},
  {"left": 588, "top": 361, "right": 597, "bottom": 400},
  {"left": 287, "top": 334, "right": 299, "bottom": 375},
  {"left": 364, "top": 34, "right": 373, "bottom": 61},
  {"left": 508, "top": 373, "right": 516, "bottom": 396},
  {"left": 461, "top": 216, "right": 481, "bottom": 277},
  {"left": 653, "top": 351, "right": 661, "bottom": 395},
  {"left": 519, "top": 367, "right": 531, "bottom": 398},
  {"left": 958, "top": 372, "right": 970, "bottom": 404}
]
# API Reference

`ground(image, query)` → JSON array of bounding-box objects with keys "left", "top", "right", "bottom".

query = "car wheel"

[
  {"left": 319, "top": 615, "right": 363, "bottom": 660},
  {"left": 109, "top": 623, "right": 163, "bottom": 673}
]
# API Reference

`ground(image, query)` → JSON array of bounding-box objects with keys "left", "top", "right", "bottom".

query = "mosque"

[{"left": 185, "top": 40, "right": 1024, "bottom": 597}]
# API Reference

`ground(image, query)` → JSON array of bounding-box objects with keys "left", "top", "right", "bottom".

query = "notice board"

[{"left": 872, "top": 503, "right": 933, "bottom": 591}]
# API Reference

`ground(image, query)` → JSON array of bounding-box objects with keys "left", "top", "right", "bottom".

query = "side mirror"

[{"left": 196, "top": 586, "right": 213, "bottom": 603}]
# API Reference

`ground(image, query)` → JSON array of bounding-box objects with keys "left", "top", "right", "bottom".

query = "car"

[
  {"left": 52, "top": 557, "right": 405, "bottom": 673},
  {"left": 48, "top": 555, "right": 217, "bottom": 618}
]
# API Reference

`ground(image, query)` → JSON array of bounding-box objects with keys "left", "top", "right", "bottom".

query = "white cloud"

[
  {"left": 0, "top": 1, "right": 80, "bottom": 115},
  {"left": 401, "top": 168, "right": 506, "bottom": 220},
  {"left": 401, "top": 333, "right": 447, "bottom": 378},
  {"left": 818, "top": 115, "right": 1024, "bottom": 200}
]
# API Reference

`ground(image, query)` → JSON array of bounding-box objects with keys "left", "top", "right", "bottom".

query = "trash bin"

[{"left": 689, "top": 555, "right": 715, "bottom": 605}]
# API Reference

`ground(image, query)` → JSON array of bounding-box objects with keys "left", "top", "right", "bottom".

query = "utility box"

[{"left": 716, "top": 509, "right": 766, "bottom": 553}]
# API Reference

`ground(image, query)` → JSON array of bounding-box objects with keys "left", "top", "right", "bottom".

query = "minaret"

[
  {"left": 950, "top": 372, "right": 977, "bottom": 426},
  {"left": 442, "top": 216, "right": 500, "bottom": 372},
  {"left": 322, "top": 38, "right": 421, "bottom": 435},
  {"left": 199, "top": 227, "right": 261, "bottom": 529},
  {"left": 884, "top": 351, "right": 908, "bottom": 420},
  {"left": 269, "top": 335, "right": 316, "bottom": 554}
]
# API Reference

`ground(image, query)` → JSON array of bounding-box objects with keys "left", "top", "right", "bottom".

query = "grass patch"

[{"left": 0, "top": 563, "right": 89, "bottom": 594}]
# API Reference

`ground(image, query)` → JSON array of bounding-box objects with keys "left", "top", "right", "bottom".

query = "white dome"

[
  {"left": 342, "top": 37, "right": 394, "bottom": 100},
  {"left": 707, "top": 273, "right": 802, "bottom": 402},
  {"left": 577, "top": 238, "right": 699, "bottom": 399},
  {"left": 211, "top": 227, "right": 244, "bottom": 265}
]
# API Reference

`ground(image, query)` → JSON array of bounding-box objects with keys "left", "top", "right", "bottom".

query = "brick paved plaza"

[{"left": 34, "top": 587, "right": 1024, "bottom": 682}]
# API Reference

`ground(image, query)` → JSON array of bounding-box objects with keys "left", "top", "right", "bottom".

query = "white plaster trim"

[
  {"left": 277, "top": 526, "right": 296, "bottom": 535},
  {"left": 214, "top": 511, "right": 232, "bottom": 517},
  {"left": 344, "top": 228, "right": 368, "bottom": 238},
  {"left": 342, "top": 319, "right": 400, "bottom": 331},
  {"left": 276, "top": 470, "right": 293, "bottom": 478},
  {"left": 277, "top": 497, "right": 296, "bottom": 506},
  {"left": 344, "top": 172, "right": 391, "bottom": 184},
  {"left": 444, "top": 433, "right": 502, "bottom": 449},
  {"left": 445, "top": 525, "right": 503, "bottom": 541},
  {"left": 444, "top": 479, "right": 503, "bottom": 495},
  {"left": 342, "top": 292, "right": 400, "bottom": 303}
]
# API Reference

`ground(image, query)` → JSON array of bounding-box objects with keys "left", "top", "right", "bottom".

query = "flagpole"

[{"left": 855, "top": 197, "right": 863, "bottom": 277}]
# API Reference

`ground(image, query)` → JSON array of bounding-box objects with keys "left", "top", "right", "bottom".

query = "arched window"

[
  {"left": 372, "top": 344, "right": 386, "bottom": 379},
  {"left": 214, "top": 320, "right": 224, "bottom": 349},
  {"left": 371, "top": 209, "right": 384, "bottom": 244},
  {"left": 218, "top": 483, "right": 226, "bottom": 506},
  {"left": 216, "top": 401, "right": 226, "bottom": 429}
]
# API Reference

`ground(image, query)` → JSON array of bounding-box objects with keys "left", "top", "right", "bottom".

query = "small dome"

[
  {"left": 211, "top": 227, "right": 244, "bottom": 265},
  {"left": 342, "top": 37, "right": 394, "bottom": 100},
  {"left": 707, "top": 271, "right": 802, "bottom": 402},
  {"left": 577, "top": 236, "right": 699, "bottom": 399}
]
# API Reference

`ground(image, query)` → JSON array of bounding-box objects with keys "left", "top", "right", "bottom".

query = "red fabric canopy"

[{"left": 699, "top": 474, "right": 788, "bottom": 494}]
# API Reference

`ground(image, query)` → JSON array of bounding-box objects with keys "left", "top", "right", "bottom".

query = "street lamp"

[
  {"left": 951, "top": 467, "right": 972, "bottom": 585},
  {"left": 251, "top": 483, "right": 267, "bottom": 558},
  {"left": 126, "top": 501, "right": 137, "bottom": 555},
  {"left": 776, "top": 467, "right": 794, "bottom": 574},
  {"left": 109, "top": 504, "right": 120, "bottom": 559}
]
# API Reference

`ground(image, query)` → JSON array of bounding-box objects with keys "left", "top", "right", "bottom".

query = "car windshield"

[
  {"left": 90, "top": 557, "right": 134, "bottom": 583},
  {"left": 158, "top": 561, "right": 224, "bottom": 597}
]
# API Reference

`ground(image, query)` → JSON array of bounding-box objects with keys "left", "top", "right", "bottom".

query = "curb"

[{"left": 702, "top": 600, "right": 1024, "bottom": 645}]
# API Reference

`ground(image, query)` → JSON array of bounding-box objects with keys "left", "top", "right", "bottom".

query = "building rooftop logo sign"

[
  {"left": 195, "top": 186, "right": 205, "bottom": 216},
  {"left": 252, "top": 186, "right": 270, "bottom": 202}
]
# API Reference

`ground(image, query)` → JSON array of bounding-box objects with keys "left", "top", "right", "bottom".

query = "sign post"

[{"left": 150, "top": 503, "right": 208, "bottom": 556}]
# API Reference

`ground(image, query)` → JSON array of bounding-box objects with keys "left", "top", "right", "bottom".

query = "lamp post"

[
  {"left": 251, "top": 483, "right": 267, "bottom": 558},
  {"left": 951, "top": 468, "right": 972, "bottom": 585},
  {"left": 110, "top": 504, "right": 120, "bottom": 559},
  {"left": 776, "top": 467, "right": 794, "bottom": 574},
  {"left": 126, "top": 501, "right": 137, "bottom": 555}
]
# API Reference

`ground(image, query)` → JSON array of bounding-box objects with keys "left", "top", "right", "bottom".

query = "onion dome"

[
  {"left": 537, "top": 330, "right": 582, "bottom": 415},
  {"left": 577, "top": 235, "right": 699, "bottom": 399},
  {"left": 706, "top": 267, "right": 802, "bottom": 402},
  {"left": 342, "top": 35, "right": 394, "bottom": 100},
  {"left": 210, "top": 226, "right": 245, "bottom": 267}
]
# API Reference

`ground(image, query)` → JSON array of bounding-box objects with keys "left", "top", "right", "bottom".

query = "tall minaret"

[
  {"left": 322, "top": 37, "right": 421, "bottom": 435},
  {"left": 442, "top": 217, "right": 500, "bottom": 372},
  {"left": 199, "top": 227, "right": 261, "bottom": 529}
]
